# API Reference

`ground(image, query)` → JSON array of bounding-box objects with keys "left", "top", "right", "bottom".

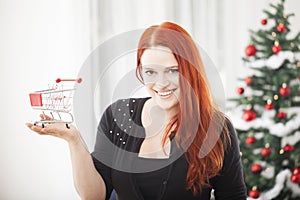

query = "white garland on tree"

[
  {"left": 247, "top": 169, "right": 300, "bottom": 200},
  {"left": 245, "top": 51, "right": 300, "bottom": 69},
  {"left": 227, "top": 107, "right": 300, "bottom": 139}
]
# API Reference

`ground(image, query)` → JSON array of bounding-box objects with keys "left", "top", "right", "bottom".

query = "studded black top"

[{"left": 91, "top": 97, "right": 247, "bottom": 200}]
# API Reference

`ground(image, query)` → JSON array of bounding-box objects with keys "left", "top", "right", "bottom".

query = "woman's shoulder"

[
  {"left": 109, "top": 97, "right": 150, "bottom": 111},
  {"left": 101, "top": 97, "right": 150, "bottom": 118}
]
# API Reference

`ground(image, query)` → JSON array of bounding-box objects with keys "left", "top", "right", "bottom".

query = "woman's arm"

[
  {"left": 68, "top": 134, "right": 106, "bottom": 200},
  {"left": 26, "top": 116, "right": 107, "bottom": 200}
]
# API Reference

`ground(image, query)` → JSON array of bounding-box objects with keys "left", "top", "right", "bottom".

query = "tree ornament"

[
  {"left": 279, "top": 83, "right": 291, "bottom": 96},
  {"left": 291, "top": 174, "right": 300, "bottom": 183},
  {"left": 265, "top": 100, "right": 274, "bottom": 110},
  {"left": 245, "top": 45, "right": 257, "bottom": 56},
  {"left": 243, "top": 109, "right": 257, "bottom": 122},
  {"left": 261, "top": 19, "right": 267, "bottom": 25},
  {"left": 272, "top": 45, "right": 282, "bottom": 54},
  {"left": 251, "top": 164, "right": 263, "bottom": 173},
  {"left": 236, "top": 87, "right": 244, "bottom": 95},
  {"left": 282, "top": 159, "right": 289, "bottom": 166},
  {"left": 290, "top": 42, "right": 295, "bottom": 48},
  {"left": 276, "top": 23, "right": 287, "bottom": 32},
  {"left": 249, "top": 187, "right": 260, "bottom": 199},
  {"left": 261, "top": 145, "right": 272, "bottom": 157},
  {"left": 246, "top": 136, "right": 256, "bottom": 144},
  {"left": 283, "top": 144, "right": 294, "bottom": 152},
  {"left": 292, "top": 166, "right": 300, "bottom": 175},
  {"left": 277, "top": 112, "right": 287, "bottom": 119},
  {"left": 245, "top": 76, "right": 252, "bottom": 85}
]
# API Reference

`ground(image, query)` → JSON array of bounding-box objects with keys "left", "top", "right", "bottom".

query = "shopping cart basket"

[{"left": 29, "top": 78, "right": 82, "bottom": 128}]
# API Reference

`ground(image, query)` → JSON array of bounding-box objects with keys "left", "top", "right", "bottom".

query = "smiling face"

[{"left": 141, "top": 46, "right": 180, "bottom": 113}]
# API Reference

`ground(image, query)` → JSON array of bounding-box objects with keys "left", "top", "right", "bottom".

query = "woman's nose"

[{"left": 156, "top": 73, "right": 170, "bottom": 87}]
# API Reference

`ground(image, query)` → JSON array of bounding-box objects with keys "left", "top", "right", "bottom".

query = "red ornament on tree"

[
  {"left": 261, "top": 147, "right": 272, "bottom": 157},
  {"left": 283, "top": 144, "right": 294, "bottom": 152},
  {"left": 277, "top": 112, "right": 287, "bottom": 119},
  {"left": 246, "top": 136, "right": 256, "bottom": 144},
  {"left": 249, "top": 187, "right": 260, "bottom": 199},
  {"left": 276, "top": 23, "right": 286, "bottom": 33},
  {"left": 261, "top": 19, "right": 267, "bottom": 25},
  {"left": 265, "top": 101, "right": 274, "bottom": 110},
  {"left": 272, "top": 45, "right": 282, "bottom": 54},
  {"left": 251, "top": 164, "right": 263, "bottom": 174},
  {"left": 245, "top": 45, "right": 257, "bottom": 56},
  {"left": 279, "top": 84, "right": 291, "bottom": 96},
  {"left": 292, "top": 166, "right": 300, "bottom": 175},
  {"left": 291, "top": 174, "right": 300, "bottom": 183},
  {"left": 236, "top": 87, "right": 244, "bottom": 95},
  {"left": 245, "top": 76, "right": 252, "bottom": 85},
  {"left": 243, "top": 109, "right": 257, "bottom": 122}
]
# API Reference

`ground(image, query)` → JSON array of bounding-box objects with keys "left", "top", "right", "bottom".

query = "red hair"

[{"left": 136, "top": 22, "right": 230, "bottom": 195}]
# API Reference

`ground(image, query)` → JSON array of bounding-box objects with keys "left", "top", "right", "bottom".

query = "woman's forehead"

[{"left": 141, "top": 47, "right": 178, "bottom": 67}]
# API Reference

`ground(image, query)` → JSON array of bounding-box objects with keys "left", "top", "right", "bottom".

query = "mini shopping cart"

[{"left": 29, "top": 78, "right": 82, "bottom": 128}]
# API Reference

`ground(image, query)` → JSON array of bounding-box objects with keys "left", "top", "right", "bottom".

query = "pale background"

[{"left": 0, "top": 0, "right": 299, "bottom": 199}]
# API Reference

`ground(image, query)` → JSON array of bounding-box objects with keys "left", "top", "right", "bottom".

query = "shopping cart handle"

[{"left": 56, "top": 78, "right": 83, "bottom": 83}]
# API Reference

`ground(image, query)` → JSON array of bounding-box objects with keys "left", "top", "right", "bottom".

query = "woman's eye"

[
  {"left": 168, "top": 68, "right": 178, "bottom": 74},
  {"left": 145, "top": 70, "right": 156, "bottom": 76}
]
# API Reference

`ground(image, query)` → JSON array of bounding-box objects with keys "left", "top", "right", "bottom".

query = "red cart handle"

[{"left": 56, "top": 78, "right": 83, "bottom": 83}]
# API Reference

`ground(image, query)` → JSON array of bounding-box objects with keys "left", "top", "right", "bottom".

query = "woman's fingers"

[
  {"left": 25, "top": 122, "right": 79, "bottom": 142},
  {"left": 39, "top": 113, "right": 53, "bottom": 120},
  {"left": 25, "top": 123, "right": 48, "bottom": 135}
]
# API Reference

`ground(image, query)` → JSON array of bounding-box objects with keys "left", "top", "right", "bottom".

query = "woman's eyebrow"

[
  {"left": 142, "top": 65, "right": 178, "bottom": 69},
  {"left": 167, "top": 65, "right": 179, "bottom": 69}
]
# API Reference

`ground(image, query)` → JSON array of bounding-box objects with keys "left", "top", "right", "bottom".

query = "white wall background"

[{"left": 0, "top": 0, "right": 299, "bottom": 199}]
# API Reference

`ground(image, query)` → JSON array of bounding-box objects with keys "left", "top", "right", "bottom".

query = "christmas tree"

[{"left": 228, "top": 0, "right": 300, "bottom": 199}]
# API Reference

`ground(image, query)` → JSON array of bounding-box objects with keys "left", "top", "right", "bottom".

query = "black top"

[{"left": 92, "top": 98, "right": 247, "bottom": 200}]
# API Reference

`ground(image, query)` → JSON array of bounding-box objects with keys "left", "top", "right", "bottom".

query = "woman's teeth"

[{"left": 156, "top": 89, "right": 175, "bottom": 96}]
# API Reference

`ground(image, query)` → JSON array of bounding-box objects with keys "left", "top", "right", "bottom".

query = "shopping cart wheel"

[{"left": 66, "top": 124, "right": 70, "bottom": 129}]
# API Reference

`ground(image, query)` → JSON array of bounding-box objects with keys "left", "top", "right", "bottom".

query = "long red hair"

[{"left": 136, "top": 22, "right": 230, "bottom": 195}]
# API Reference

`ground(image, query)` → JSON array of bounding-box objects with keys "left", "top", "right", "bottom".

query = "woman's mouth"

[{"left": 155, "top": 89, "right": 177, "bottom": 98}]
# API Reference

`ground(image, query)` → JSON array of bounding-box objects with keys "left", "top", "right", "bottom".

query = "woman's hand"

[{"left": 25, "top": 114, "right": 81, "bottom": 144}]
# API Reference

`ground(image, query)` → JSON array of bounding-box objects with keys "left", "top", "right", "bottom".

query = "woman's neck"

[{"left": 142, "top": 99, "right": 177, "bottom": 138}]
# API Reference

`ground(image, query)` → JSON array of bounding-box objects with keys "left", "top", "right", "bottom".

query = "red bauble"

[
  {"left": 251, "top": 164, "right": 263, "bottom": 173},
  {"left": 261, "top": 19, "right": 267, "bottom": 25},
  {"left": 291, "top": 174, "right": 300, "bottom": 183},
  {"left": 245, "top": 45, "right": 257, "bottom": 56},
  {"left": 246, "top": 136, "right": 256, "bottom": 144},
  {"left": 249, "top": 189, "right": 260, "bottom": 199},
  {"left": 245, "top": 76, "right": 252, "bottom": 85},
  {"left": 276, "top": 23, "right": 286, "bottom": 33},
  {"left": 261, "top": 147, "right": 272, "bottom": 157},
  {"left": 292, "top": 166, "right": 300, "bottom": 175},
  {"left": 272, "top": 45, "right": 282, "bottom": 54},
  {"left": 277, "top": 112, "right": 287, "bottom": 119},
  {"left": 236, "top": 87, "right": 244, "bottom": 95},
  {"left": 279, "top": 86, "right": 291, "bottom": 96},
  {"left": 243, "top": 110, "right": 257, "bottom": 122},
  {"left": 283, "top": 144, "right": 294, "bottom": 152},
  {"left": 265, "top": 103, "right": 274, "bottom": 110}
]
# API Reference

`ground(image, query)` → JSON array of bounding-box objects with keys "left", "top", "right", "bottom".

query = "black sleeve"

[
  {"left": 91, "top": 104, "right": 114, "bottom": 200},
  {"left": 212, "top": 120, "right": 247, "bottom": 200}
]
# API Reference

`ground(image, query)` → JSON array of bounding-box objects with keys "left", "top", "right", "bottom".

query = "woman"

[{"left": 26, "top": 22, "right": 247, "bottom": 200}]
